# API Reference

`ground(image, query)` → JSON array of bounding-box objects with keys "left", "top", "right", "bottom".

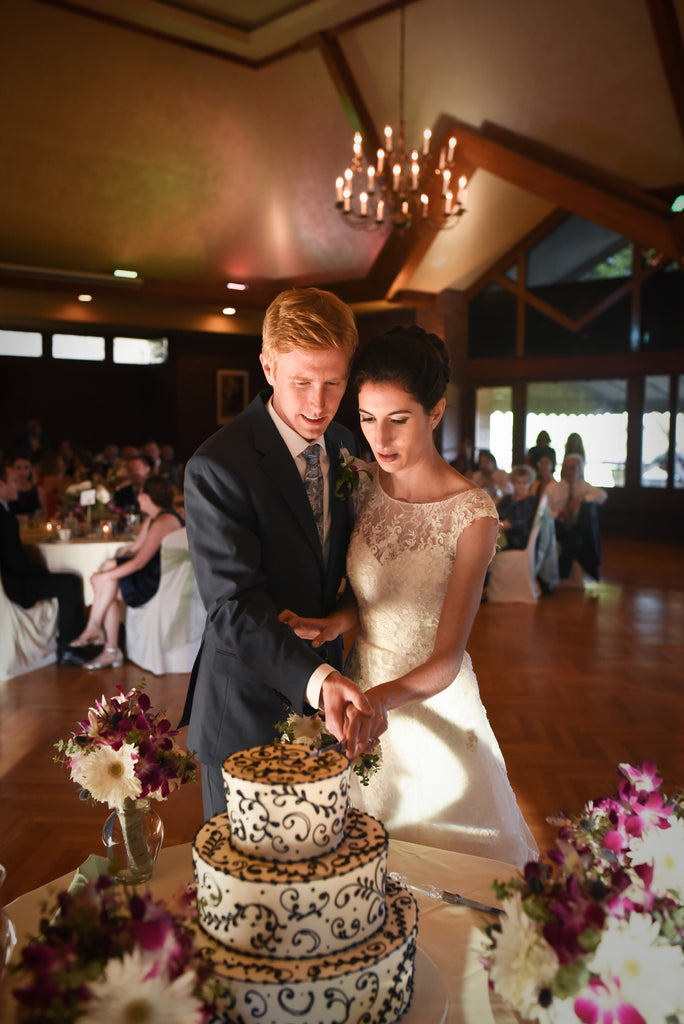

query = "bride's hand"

[
  {"left": 278, "top": 609, "right": 341, "bottom": 647},
  {"left": 352, "top": 688, "right": 388, "bottom": 754}
]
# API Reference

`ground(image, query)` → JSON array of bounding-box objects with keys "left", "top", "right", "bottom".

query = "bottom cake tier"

[{"left": 203, "top": 879, "right": 418, "bottom": 1024}]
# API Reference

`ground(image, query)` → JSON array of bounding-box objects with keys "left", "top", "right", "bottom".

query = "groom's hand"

[{"left": 320, "top": 671, "right": 371, "bottom": 759}]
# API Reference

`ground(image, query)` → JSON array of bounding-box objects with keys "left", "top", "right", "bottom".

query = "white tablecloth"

[
  {"left": 1, "top": 840, "right": 519, "bottom": 1023},
  {"left": 36, "top": 539, "right": 126, "bottom": 604}
]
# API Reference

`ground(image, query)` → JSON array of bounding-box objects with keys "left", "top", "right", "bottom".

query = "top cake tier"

[{"left": 223, "top": 743, "right": 351, "bottom": 862}]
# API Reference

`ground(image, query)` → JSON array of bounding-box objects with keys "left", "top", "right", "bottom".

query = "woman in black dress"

[{"left": 71, "top": 475, "right": 183, "bottom": 668}]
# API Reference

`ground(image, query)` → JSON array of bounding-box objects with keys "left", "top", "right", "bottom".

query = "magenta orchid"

[{"left": 481, "top": 763, "right": 684, "bottom": 1024}]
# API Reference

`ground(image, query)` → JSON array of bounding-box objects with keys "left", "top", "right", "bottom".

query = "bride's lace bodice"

[{"left": 347, "top": 466, "right": 497, "bottom": 674}]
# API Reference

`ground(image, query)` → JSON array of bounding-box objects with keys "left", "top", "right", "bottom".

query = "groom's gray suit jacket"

[{"left": 180, "top": 388, "right": 357, "bottom": 767}]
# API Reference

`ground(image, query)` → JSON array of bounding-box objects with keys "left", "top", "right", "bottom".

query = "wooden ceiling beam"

[
  {"left": 439, "top": 117, "right": 683, "bottom": 260},
  {"left": 645, "top": 0, "right": 684, "bottom": 143}
]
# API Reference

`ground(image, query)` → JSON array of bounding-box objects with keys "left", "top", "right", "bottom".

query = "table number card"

[{"left": 79, "top": 488, "right": 96, "bottom": 507}]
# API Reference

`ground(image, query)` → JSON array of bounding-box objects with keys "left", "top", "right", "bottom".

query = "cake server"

[{"left": 389, "top": 873, "right": 503, "bottom": 915}]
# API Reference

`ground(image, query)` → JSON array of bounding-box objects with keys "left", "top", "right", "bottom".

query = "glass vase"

[
  {"left": 102, "top": 797, "right": 164, "bottom": 884},
  {"left": 0, "top": 864, "right": 17, "bottom": 980}
]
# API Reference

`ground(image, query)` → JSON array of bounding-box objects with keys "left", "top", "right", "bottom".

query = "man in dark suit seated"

[
  {"left": 179, "top": 287, "right": 372, "bottom": 820},
  {"left": 113, "top": 454, "right": 153, "bottom": 514},
  {"left": 0, "top": 460, "right": 86, "bottom": 665}
]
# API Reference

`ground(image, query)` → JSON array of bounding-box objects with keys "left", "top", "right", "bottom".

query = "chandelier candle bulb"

[
  {"left": 335, "top": 177, "right": 344, "bottom": 203},
  {"left": 423, "top": 128, "right": 431, "bottom": 155},
  {"left": 384, "top": 125, "right": 393, "bottom": 152},
  {"left": 411, "top": 162, "right": 419, "bottom": 190},
  {"left": 442, "top": 168, "right": 451, "bottom": 196},
  {"left": 343, "top": 189, "right": 351, "bottom": 212},
  {"left": 367, "top": 166, "right": 375, "bottom": 192},
  {"left": 360, "top": 191, "right": 368, "bottom": 216},
  {"left": 444, "top": 191, "right": 453, "bottom": 214},
  {"left": 421, "top": 193, "right": 429, "bottom": 217},
  {"left": 377, "top": 148, "right": 385, "bottom": 175},
  {"left": 447, "top": 136, "right": 457, "bottom": 162},
  {"left": 393, "top": 163, "right": 401, "bottom": 191},
  {"left": 376, "top": 198, "right": 384, "bottom": 222},
  {"left": 457, "top": 175, "right": 468, "bottom": 204}
]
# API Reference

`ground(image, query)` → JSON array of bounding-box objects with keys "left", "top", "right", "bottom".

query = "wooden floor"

[{"left": 1, "top": 537, "right": 683, "bottom": 907}]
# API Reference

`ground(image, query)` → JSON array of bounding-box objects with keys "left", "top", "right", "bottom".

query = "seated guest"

[
  {"left": 112, "top": 453, "right": 153, "bottom": 514},
  {"left": 531, "top": 452, "right": 557, "bottom": 499},
  {"left": 498, "top": 465, "right": 539, "bottom": 548},
  {"left": 546, "top": 454, "right": 607, "bottom": 581},
  {"left": 470, "top": 448, "right": 514, "bottom": 503},
  {"left": 37, "top": 450, "right": 69, "bottom": 520},
  {"left": 71, "top": 475, "right": 184, "bottom": 669},
  {"left": 498, "top": 464, "right": 559, "bottom": 594},
  {"left": 143, "top": 439, "right": 180, "bottom": 487},
  {"left": 8, "top": 450, "right": 47, "bottom": 520},
  {"left": 0, "top": 460, "right": 86, "bottom": 665}
]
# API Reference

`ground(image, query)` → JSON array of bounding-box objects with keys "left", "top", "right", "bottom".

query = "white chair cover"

[
  {"left": 487, "top": 496, "right": 553, "bottom": 604},
  {"left": 0, "top": 583, "right": 58, "bottom": 681},
  {"left": 124, "top": 528, "right": 204, "bottom": 675}
]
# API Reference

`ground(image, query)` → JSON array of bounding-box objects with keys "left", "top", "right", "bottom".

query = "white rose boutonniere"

[{"left": 335, "top": 446, "right": 372, "bottom": 500}]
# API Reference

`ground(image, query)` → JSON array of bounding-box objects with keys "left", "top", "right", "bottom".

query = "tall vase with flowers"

[
  {"left": 54, "top": 684, "right": 197, "bottom": 884},
  {"left": 480, "top": 762, "right": 684, "bottom": 1024}
]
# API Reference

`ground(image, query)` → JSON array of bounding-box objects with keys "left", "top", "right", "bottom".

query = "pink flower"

[{"left": 574, "top": 977, "right": 646, "bottom": 1024}]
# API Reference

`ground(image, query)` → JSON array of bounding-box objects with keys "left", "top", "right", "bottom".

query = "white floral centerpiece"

[
  {"left": 276, "top": 711, "right": 382, "bottom": 786},
  {"left": 480, "top": 762, "right": 684, "bottom": 1024},
  {"left": 10, "top": 876, "right": 219, "bottom": 1023}
]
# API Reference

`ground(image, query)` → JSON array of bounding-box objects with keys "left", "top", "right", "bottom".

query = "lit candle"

[
  {"left": 377, "top": 148, "right": 385, "bottom": 175},
  {"left": 442, "top": 168, "right": 451, "bottom": 196},
  {"left": 335, "top": 176, "right": 344, "bottom": 203},
  {"left": 376, "top": 199, "right": 384, "bottom": 222},
  {"left": 360, "top": 191, "right": 368, "bottom": 216},
  {"left": 457, "top": 175, "right": 468, "bottom": 205},
  {"left": 344, "top": 168, "right": 353, "bottom": 186},
  {"left": 384, "top": 125, "right": 393, "bottom": 152},
  {"left": 45, "top": 520, "right": 53, "bottom": 533},
  {"left": 401, "top": 200, "right": 409, "bottom": 218},
  {"left": 353, "top": 132, "right": 362, "bottom": 159},
  {"left": 423, "top": 128, "right": 431, "bottom": 155},
  {"left": 411, "top": 162, "right": 419, "bottom": 190},
  {"left": 343, "top": 188, "right": 351, "bottom": 213},
  {"left": 447, "top": 137, "right": 457, "bottom": 163},
  {"left": 444, "top": 190, "right": 453, "bottom": 214},
  {"left": 367, "top": 166, "right": 375, "bottom": 193},
  {"left": 392, "top": 163, "right": 401, "bottom": 191},
  {"left": 101, "top": 521, "right": 111, "bottom": 536},
  {"left": 421, "top": 193, "right": 429, "bottom": 218}
]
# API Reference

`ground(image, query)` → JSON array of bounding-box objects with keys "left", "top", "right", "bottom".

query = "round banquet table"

[
  {"left": 1, "top": 839, "right": 519, "bottom": 1023},
  {"left": 35, "top": 538, "right": 128, "bottom": 605}
]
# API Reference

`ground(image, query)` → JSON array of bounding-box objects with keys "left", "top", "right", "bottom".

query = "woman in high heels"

[{"left": 71, "top": 475, "right": 183, "bottom": 669}]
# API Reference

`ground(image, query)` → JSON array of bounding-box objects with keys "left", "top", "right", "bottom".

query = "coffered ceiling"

[{"left": 0, "top": 0, "right": 682, "bottom": 330}]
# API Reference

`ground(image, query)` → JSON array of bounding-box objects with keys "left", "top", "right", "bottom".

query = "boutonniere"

[{"left": 335, "top": 446, "right": 372, "bottom": 499}]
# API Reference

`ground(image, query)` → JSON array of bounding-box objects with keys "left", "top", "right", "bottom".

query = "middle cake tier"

[{"left": 194, "top": 807, "right": 388, "bottom": 958}]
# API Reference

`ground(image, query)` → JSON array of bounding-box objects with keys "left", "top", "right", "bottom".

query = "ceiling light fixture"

[
  {"left": 335, "top": 4, "right": 467, "bottom": 231},
  {"left": 222, "top": 306, "right": 236, "bottom": 316},
  {"left": 77, "top": 294, "right": 93, "bottom": 302},
  {"left": 226, "top": 282, "right": 248, "bottom": 290}
]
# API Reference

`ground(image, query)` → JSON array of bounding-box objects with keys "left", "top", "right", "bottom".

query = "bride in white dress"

[{"left": 285, "top": 326, "right": 537, "bottom": 868}]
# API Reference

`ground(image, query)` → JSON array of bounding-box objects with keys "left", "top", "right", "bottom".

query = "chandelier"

[{"left": 334, "top": 6, "right": 467, "bottom": 230}]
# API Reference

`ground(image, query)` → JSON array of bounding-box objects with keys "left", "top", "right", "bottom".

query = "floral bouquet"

[
  {"left": 10, "top": 875, "right": 218, "bottom": 1024},
  {"left": 480, "top": 762, "right": 684, "bottom": 1024},
  {"left": 276, "top": 712, "right": 382, "bottom": 787},
  {"left": 61, "top": 480, "right": 113, "bottom": 521},
  {"left": 335, "top": 446, "right": 372, "bottom": 500},
  {"left": 54, "top": 685, "right": 197, "bottom": 882},
  {"left": 54, "top": 684, "right": 197, "bottom": 811}
]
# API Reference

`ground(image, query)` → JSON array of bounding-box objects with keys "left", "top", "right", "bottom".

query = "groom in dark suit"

[{"left": 180, "top": 288, "right": 371, "bottom": 819}]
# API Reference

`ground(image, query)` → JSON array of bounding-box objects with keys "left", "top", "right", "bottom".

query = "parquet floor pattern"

[{"left": 1, "top": 538, "right": 683, "bottom": 907}]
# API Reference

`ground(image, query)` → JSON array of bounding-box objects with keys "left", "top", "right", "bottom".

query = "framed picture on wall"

[{"left": 217, "top": 369, "right": 249, "bottom": 423}]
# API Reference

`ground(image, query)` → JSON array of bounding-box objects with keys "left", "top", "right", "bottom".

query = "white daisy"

[
  {"left": 590, "top": 913, "right": 684, "bottom": 1020},
  {"left": 486, "top": 891, "right": 559, "bottom": 1019},
  {"left": 630, "top": 815, "right": 684, "bottom": 901},
  {"left": 71, "top": 743, "right": 141, "bottom": 809},
  {"left": 286, "top": 713, "right": 324, "bottom": 747},
  {"left": 80, "top": 950, "right": 204, "bottom": 1024}
]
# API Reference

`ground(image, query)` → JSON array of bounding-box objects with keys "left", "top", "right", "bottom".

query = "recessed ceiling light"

[
  {"left": 226, "top": 282, "right": 247, "bottom": 290},
  {"left": 78, "top": 293, "right": 93, "bottom": 302},
  {"left": 113, "top": 269, "right": 138, "bottom": 279},
  {"left": 222, "top": 306, "right": 236, "bottom": 316},
  {"left": 671, "top": 195, "right": 684, "bottom": 213}
]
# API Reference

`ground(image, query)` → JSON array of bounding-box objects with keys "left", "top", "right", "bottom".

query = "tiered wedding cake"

[{"left": 193, "top": 743, "right": 418, "bottom": 1024}]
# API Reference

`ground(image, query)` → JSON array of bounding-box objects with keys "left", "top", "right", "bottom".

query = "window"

[
  {"left": 475, "top": 386, "right": 512, "bottom": 471},
  {"left": 113, "top": 337, "right": 168, "bottom": 365},
  {"left": 526, "top": 380, "right": 627, "bottom": 487},
  {"left": 641, "top": 375, "right": 671, "bottom": 488},
  {"left": 0, "top": 329, "right": 42, "bottom": 357},
  {"left": 52, "top": 334, "right": 105, "bottom": 361}
]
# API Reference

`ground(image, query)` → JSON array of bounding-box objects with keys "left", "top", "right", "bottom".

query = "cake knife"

[{"left": 389, "top": 873, "right": 503, "bottom": 915}]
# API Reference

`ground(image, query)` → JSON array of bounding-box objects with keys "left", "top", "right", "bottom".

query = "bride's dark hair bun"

[{"left": 352, "top": 324, "right": 450, "bottom": 411}]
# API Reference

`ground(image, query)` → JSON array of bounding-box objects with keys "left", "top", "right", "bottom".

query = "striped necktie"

[{"left": 302, "top": 443, "right": 324, "bottom": 545}]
